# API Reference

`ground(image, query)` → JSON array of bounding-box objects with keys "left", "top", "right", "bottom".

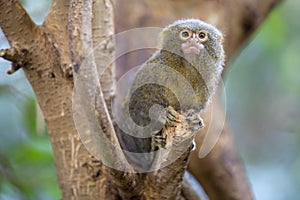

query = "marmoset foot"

[
  {"left": 165, "top": 106, "right": 182, "bottom": 126},
  {"left": 185, "top": 109, "right": 204, "bottom": 131}
]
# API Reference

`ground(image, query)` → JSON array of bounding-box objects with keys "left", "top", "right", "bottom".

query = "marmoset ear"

[
  {"left": 218, "top": 34, "right": 223, "bottom": 42},
  {"left": 161, "top": 29, "right": 167, "bottom": 39}
]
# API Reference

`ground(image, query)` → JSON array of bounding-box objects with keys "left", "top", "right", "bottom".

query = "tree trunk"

[{"left": 0, "top": 0, "right": 282, "bottom": 199}]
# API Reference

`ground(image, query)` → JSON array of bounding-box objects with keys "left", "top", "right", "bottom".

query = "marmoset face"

[
  {"left": 161, "top": 19, "right": 224, "bottom": 62},
  {"left": 179, "top": 29, "right": 208, "bottom": 55}
]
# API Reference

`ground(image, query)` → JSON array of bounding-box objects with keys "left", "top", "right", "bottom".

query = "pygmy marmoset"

[{"left": 117, "top": 19, "right": 225, "bottom": 171}]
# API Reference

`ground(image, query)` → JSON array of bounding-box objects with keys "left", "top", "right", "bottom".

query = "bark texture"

[
  {"left": 1, "top": 0, "right": 119, "bottom": 199},
  {"left": 0, "top": 0, "right": 282, "bottom": 199}
]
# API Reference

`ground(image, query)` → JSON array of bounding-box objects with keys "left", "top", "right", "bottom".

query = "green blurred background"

[{"left": 0, "top": 0, "right": 299, "bottom": 199}]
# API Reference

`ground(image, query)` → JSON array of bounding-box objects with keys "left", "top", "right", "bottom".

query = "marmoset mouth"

[
  {"left": 181, "top": 37, "right": 204, "bottom": 55},
  {"left": 185, "top": 46, "right": 201, "bottom": 54},
  {"left": 182, "top": 43, "right": 204, "bottom": 55}
]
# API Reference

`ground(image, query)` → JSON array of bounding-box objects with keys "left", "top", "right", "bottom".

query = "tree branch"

[
  {"left": 91, "top": 2, "right": 141, "bottom": 197},
  {"left": 1, "top": 0, "right": 119, "bottom": 198},
  {"left": 68, "top": 0, "right": 138, "bottom": 197},
  {"left": 135, "top": 109, "right": 200, "bottom": 199},
  {"left": 182, "top": 171, "right": 208, "bottom": 200},
  {"left": 92, "top": 0, "right": 115, "bottom": 109},
  {"left": 0, "top": 0, "right": 37, "bottom": 74},
  {"left": 0, "top": 47, "right": 28, "bottom": 74},
  {"left": 43, "top": 0, "right": 72, "bottom": 78},
  {"left": 0, "top": 0, "right": 36, "bottom": 45},
  {"left": 189, "top": 97, "right": 254, "bottom": 200},
  {"left": 221, "top": 0, "right": 284, "bottom": 61}
]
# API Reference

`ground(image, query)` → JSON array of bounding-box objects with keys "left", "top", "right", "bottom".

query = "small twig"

[{"left": 0, "top": 47, "right": 28, "bottom": 74}]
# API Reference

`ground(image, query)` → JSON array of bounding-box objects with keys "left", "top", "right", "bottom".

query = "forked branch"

[{"left": 68, "top": 0, "right": 139, "bottom": 197}]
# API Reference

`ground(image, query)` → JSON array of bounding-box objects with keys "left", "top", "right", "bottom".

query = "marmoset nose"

[{"left": 188, "top": 36, "right": 200, "bottom": 44}]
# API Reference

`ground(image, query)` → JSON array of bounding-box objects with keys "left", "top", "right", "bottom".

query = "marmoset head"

[{"left": 160, "top": 19, "right": 224, "bottom": 62}]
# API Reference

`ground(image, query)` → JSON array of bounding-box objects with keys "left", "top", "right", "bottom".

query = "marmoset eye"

[
  {"left": 199, "top": 32, "right": 206, "bottom": 39},
  {"left": 197, "top": 30, "right": 208, "bottom": 42},
  {"left": 181, "top": 31, "right": 189, "bottom": 38},
  {"left": 180, "top": 29, "right": 192, "bottom": 40}
]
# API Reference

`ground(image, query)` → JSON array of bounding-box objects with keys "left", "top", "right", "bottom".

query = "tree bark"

[
  {"left": 0, "top": 0, "right": 282, "bottom": 199},
  {"left": 1, "top": 0, "right": 119, "bottom": 199}
]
